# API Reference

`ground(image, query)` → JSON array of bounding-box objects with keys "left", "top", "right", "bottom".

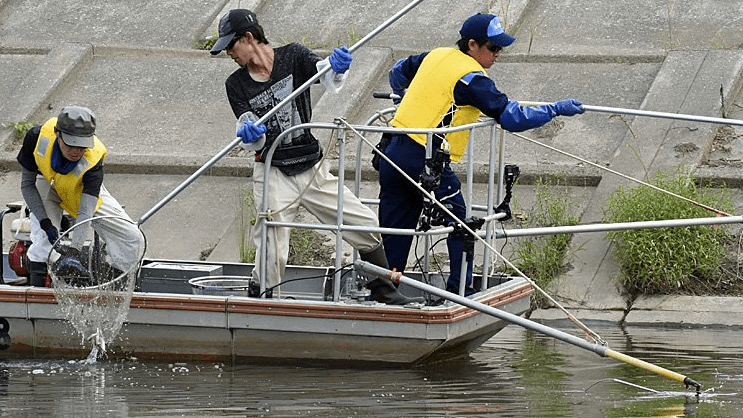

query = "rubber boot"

[
  {"left": 359, "top": 245, "right": 424, "bottom": 305},
  {"left": 28, "top": 261, "right": 48, "bottom": 287}
]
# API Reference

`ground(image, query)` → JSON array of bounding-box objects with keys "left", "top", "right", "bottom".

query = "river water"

[{"left": 0, "top": 323, "right": 740, "bottom": 417}]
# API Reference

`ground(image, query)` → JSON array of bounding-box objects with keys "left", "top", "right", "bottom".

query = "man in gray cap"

[
  {"left": 16, "top": 105, "right": 141, "bottom": 286},
  {"left": 378, "top": 13, "right": 585, "bottom": 296}
]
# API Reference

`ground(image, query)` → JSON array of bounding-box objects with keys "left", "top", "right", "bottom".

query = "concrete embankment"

[{"left": 2, "top": 0, "right": 743, "bottom": 325}]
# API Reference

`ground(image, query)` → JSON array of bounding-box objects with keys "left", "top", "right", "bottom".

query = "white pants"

[
  {"left": 252, "top": 160, "right": 381, "bottom": 289},
  {"left": 27, "top": 177, "right": 142, "bottom": 272}
]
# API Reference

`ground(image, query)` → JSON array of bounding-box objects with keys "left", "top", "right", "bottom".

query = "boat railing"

[{"left": 257, "top": 115, "right": 511, "bottom": 301}]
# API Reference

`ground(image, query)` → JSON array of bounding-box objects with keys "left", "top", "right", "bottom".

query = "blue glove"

[
  {"left": 237, "top": 120, "right": 267, "bottom": 144},
  {"left": 39, "top": 218, "right": 59, "bottom": 245},
  {"left": 554, "top": 99, "right": 584, "bottom": 116},
  {"left": 328, "top": 46, "right": 352, "bottom": 74}
]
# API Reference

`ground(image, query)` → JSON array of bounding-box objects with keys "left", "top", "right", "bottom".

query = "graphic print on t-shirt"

[{"left": 249, "top": 74, "right": 303, "bottom": 143}]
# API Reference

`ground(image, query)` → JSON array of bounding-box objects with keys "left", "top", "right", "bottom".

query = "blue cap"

[{"left": 459, "top": 13, "right": 516, "bottom": 47}]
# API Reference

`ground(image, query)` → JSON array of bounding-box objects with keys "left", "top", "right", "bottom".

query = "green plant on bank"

[
  {"left": 193, "top": 32, "right": 217, "bottom": 51},
  {"left": 288, "top": 228, "right": 330, "bottom": 266},
  {"left": 238, "top": 189, "right": 257, "bottom": 263},
  {"left": 507, "top": 176, "right": 580, "bottom": 308},
  {"left": 238, "top": 188, "right": 330, "bottom": 266},
  {"left": 199, "top": 243, "right": 217, "bottom": 261},
  {"left": 4, "top": 121, "right": 34, "bottom": 141},
  {"left": 345, "top": 24, "right": 362, "bottom": 47},
  {"left": 604, "top": 169, "right": 734, "bottom": 296},
  {"left": 526, "top": 16, "right": 544, "bottom": 55},
  {"left": 278, "top": 25, "right": 363, "bottom": 52}
]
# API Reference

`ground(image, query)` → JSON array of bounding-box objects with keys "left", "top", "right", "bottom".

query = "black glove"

[
  {"left": 39, "top": 218, "right": 59, "bottom": 245},
  {"left": 53, "top": 245, "right": 89, "bottom": 286},
  {"left": 53, "top": 256, "right": 90, "bottom": 286},
  {"left": 56, "top": 245, "right": 82, "bottom": 259}
]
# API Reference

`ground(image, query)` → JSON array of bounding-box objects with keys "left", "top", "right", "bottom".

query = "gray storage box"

[{"left": 139, "top": 262, "right": 223, "bottom": 294}]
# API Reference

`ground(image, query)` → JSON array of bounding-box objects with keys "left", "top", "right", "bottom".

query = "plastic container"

[{"left": 188, "top": 276, "right": 255, "bottom": 297}]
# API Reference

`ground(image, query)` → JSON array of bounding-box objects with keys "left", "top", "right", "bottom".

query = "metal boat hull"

[{"left": 0, "top": 260, "right": 532, "bottom": 365}]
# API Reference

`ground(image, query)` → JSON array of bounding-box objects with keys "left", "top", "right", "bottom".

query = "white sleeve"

[
  {"left": 316, "top": 59, "right": 347, "bottom": 94},
  {"left": 236, "top": 111, "right": 266, "bottom": 150}
]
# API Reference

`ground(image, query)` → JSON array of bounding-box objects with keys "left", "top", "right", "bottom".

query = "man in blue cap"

[{"left": 378, "top": 13, "right": 585, "bottom": 296}]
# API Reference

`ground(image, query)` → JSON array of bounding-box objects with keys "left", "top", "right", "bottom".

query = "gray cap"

[{"left": 56, "top": 106, "right": 96, "bottom": 148}]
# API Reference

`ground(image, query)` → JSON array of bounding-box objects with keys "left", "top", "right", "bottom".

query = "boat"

[
  {"left": 0, "top": 110, "right": 535, "bottom": 366},
  {"left": 0, "top": 257, "right": 532, "bottom": 365}
]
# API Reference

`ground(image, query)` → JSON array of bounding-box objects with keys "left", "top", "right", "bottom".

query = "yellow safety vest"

[
  {"left": 34, "top": 118, "right": 106, "bottom": 217},
  {"left": 391, "top": 47, "right": 484, "bottom": 162}
]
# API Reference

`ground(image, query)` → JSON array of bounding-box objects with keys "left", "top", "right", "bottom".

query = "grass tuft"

[{"left": 604, "top": 169, "right": 734, "bottom": 295}]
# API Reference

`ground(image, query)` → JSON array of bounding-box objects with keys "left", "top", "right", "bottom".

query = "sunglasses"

[
  {"left": 486, "top": 43, "right": 503, "bottom": 53},
  {"left": 226, "top": 35, "right": 243, "bottom": 50}
]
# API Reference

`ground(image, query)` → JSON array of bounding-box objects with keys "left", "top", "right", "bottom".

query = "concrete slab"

[
  {"left": 508, "top": 1, "right": 743, "bottom": 56},
  {"left": 0, "top": 43, "right": 93, "bottom": 145},
  {"left": 249, "top": 0, "right": 529, "bottom": 55},
  {"left": 529, "top": 307, "right": 625, "bottom": 325},
  {"left": 652, "top": 50, "right": 743, "bottom": 174},
  {"left": 627, "top": 295, "right": 743, "bottom": 328},
  {"left": 0, "top": 0, "right": 222, "bottom": 50},
  {"left": 18, "top": 48, "right": 237, "bottom": 159}
]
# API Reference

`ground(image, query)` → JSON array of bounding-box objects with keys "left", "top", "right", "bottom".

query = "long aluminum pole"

[
  {"left": 518, "top": 101, "right": 743, "bottom": 127},
  {"left": 138, "top": 0, "right": 427, "bottom": 225},
  {"left": 495, "top": 215, "right": 743, "bottom": 239},
  {"left": 354, "top": 260, "right": 702, "bottom": 393}
]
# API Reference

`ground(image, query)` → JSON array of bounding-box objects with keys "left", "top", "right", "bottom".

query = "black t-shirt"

[{"left": 225, "top": 43, "right": 322, "bottom": 175}]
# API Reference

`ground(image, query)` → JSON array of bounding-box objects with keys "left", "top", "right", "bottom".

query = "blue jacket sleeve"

[
  {"left": 498, "top": 101, "right": 558, "bottom": 132},
  {"left": 388, "top": 52, "right": 428, "bottom": 100},
  {"left": 453, "top": 74, "right": 558, "bottom": 132}
]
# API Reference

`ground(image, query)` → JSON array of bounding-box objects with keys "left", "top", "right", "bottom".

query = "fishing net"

[{"left": 46, "top": 216, "right": 146, "bottom": 357}]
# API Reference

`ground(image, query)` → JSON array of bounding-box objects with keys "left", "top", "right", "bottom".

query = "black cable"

[
  {"left": 260, "top": 263, "right": 355, "bottom": 298},
  {"left": 411, "top": 236, "right": 447, "bottom": 275}
]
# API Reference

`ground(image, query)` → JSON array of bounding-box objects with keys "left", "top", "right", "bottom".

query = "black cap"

[{"left": 210, "top": 9, "right": 259, "bottom": 55}]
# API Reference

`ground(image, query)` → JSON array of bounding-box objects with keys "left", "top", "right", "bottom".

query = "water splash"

[
  {"left": 636, "top": 386, "right": 739, "bottom": 401},
  {"left": 48, "top": 217, "right": 146, "bottom": 359},
  {"left": 84, "top": 346, "right": 99, "bottom": 365},
  {"left": 53, "top": 269, "right": 138, "bottom": 359}
]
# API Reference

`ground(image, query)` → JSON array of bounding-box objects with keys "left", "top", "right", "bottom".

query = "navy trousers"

[{"left": 378, "top": 134, "right": 473, "bottom": 291}]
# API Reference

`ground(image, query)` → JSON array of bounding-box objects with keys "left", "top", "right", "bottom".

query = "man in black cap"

[
  {"left": 16, "top": 105, "right": 141, "bottom": 286},
  {"left": 210, "top": 9, "right": 420, "bottom": 304},
  {"left": 378, "top": 13, "right": 585, "bottom": 296}
]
